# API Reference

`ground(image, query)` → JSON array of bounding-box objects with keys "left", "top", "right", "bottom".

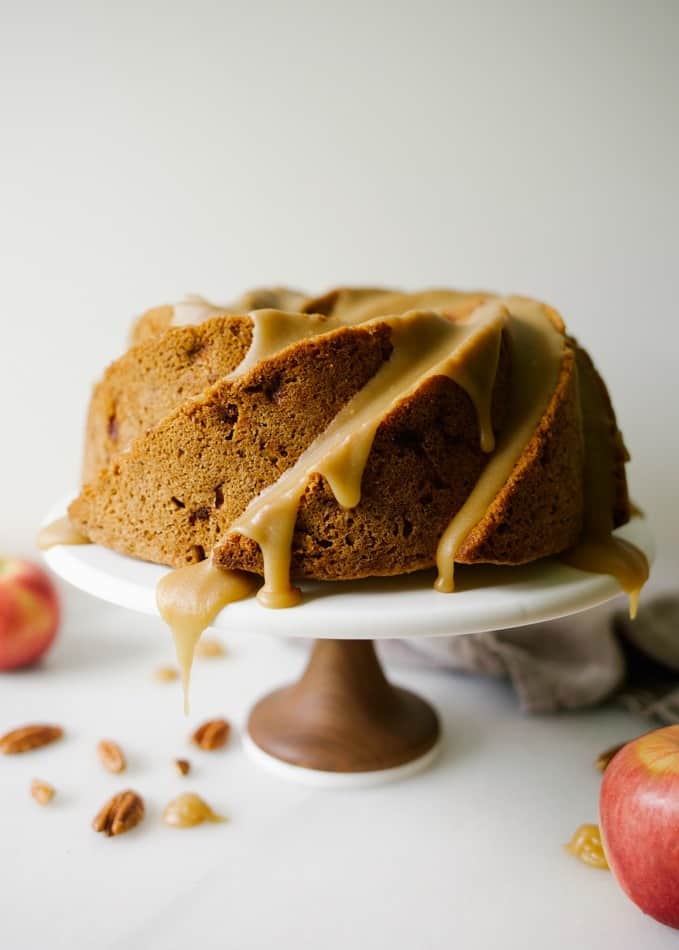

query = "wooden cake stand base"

[{"left": 246, "top": 639, "right": 440, "bottom": 782}]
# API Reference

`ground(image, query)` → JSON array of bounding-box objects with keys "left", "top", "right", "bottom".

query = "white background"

[
  {"left": 1, "top": 0, "right": 678, "bottom": 560},
  {"left": 1, "top": 2, "right": 678, "bottom": 948}
]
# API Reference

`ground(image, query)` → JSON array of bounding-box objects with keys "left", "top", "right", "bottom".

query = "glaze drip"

[
  {"left": 170, "top": 288, "right": 307, "bottom": 329},
  {"left": 230, "top": 309, "right": 346, "bottom": 378},
  {"left": 563, "top": 537, "right": 647, "bottom": 618},
  {"left": 319, "top": 288, "right": 491, "bottom": 325},
  {"left": 435, "top": 298, "right": 566, "bottom": 592},
  {"left": 37, "top": 516, "right": 90, "bottom": 550},
  {"left": 156, "top": 561, "right": 257, "bottom": 711},
  {"left": 171, "top": 294, "right": 228, "bottom": 326}
]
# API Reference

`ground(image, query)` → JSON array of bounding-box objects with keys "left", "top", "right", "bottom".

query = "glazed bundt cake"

[{"left": 57, "top": 286, "right": 645, "bottom": 619}]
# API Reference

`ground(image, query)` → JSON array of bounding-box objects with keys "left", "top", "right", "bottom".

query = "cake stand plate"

[{"left": 41, "top": 497, "right": 653, "bottom": 786}]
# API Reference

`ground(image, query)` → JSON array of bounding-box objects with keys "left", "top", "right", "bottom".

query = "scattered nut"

[
  {"left": 30, "top": 778, "right": 55, "bottom": 805},
  {"left": 97, "top": 739, "right": 126, "bottom": 774},
  {"left": 0, "top": 724, "right": 63, "bottom": 755},
  {"left": 194, "top": 638, "right": 226, "bottom": 659},
  {"left": 154, "top": 665, "right": 179, "bottom": 682},
  {"left": 174, "top": 758, "right": 191, "bottom": 777},
  {"left": 192, "top": 718, "right": 231, "bottom": 751},
  {"left": 595, "top": 741, "right": 627, "bottom": 772},
  {"left": 565, "top": 824, "right": 609, "bottom": 870},
  {"left": 92, "top": 790, "right": 145, "bottom": 837},
  {"left": 162, "top": 792, "right": 226, "bottom": 828}
]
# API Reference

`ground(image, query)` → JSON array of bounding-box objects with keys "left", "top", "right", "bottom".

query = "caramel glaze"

[
  {"left": 156, "top": 562, "right": 257, "bottom": 712},
  {"left": 169, "top": 288, "right": 308, "bottom": 329},
  {"left": 435, "top": 298, "right": 565, "bottom": 592},
  {"left": 37, "top": 516, "right": 90, "bottom": 550},
  {"left": 309, "top": 288, "right": 492, "bottom": 325},
  {"left": 171, "top": 294, "right": 228, "bottom": 326},
  {"left": 230, "top": 309, "right": 346, "bottom": 378}
]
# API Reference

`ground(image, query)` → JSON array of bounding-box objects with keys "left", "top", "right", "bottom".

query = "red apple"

[
  {"left": 0, "top": 557, "right": 60, "bottom": 670},
  {"left": 600, "top": 726, "right": 679, "bottom": 929}
]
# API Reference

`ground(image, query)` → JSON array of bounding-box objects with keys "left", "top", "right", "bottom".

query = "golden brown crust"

[
  {"left": 82, "top": 316, "right": 253, "bottom": 482},
  {"left": 130, "top": 304, "right": 175, "bottom": 346},
  {"left": 572, "top": 343, "right": 630, "bottom": 528}
]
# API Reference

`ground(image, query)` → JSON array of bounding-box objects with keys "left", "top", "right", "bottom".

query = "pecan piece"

[
  {"left": 92, "top": 790, "right": 145, "bottom": 837},
  {"left": 0, "top": 724, "right": 63, "bottom": 755},
  {"left": 174, "top": 758, "right": 191, "bottom": 776},
  {"left": 97, "top": 739, "right": 126, "bottom": 774},
  {"left": 30, "top": 778, "right": 55, "bottom": 805},
  {"left": 192, "top": 718, "right": 231, "bottom": 751}
]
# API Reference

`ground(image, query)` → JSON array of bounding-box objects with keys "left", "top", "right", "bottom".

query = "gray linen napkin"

[{"left": 380, "top": 588, "right": 679, "bottom": 723}]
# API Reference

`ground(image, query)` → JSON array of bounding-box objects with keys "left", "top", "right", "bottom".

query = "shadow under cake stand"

[{"left": 42, "top": 499, "right": 653, "bottom": 787}]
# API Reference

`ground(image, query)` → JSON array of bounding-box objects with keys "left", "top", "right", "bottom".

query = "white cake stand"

[{"left": 41, "top": 497, "right": 654, "bottom": 787}]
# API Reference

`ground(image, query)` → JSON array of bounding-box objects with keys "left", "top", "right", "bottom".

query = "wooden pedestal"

[{"left": 247, "top": 639, "right": 440, "bottom": 773}]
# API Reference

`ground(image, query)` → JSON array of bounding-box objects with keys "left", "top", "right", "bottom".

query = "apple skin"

[
  {"left": 600, "top": 726, "right": 679, "bottom": 929},
  {"left": 0, "top": 557, "right": 61, "bottom": 670}
]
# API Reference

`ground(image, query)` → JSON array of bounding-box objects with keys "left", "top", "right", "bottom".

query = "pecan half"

[
  {"left": 97, "top": 739, "right": 126, "bottom": 774},
  {"left": 192, "top": 718, "right": 231, "bottom": 751},
  {"left": 92, "top": 790, "right": 145, "bottom": 837},
  {"left": 30, "top": 778, "right": 55, "bottom": 805},
  {"left": 0, "top": 724, "right": 63, "bottom": 755}
]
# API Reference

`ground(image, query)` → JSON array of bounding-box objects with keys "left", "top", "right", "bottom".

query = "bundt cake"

[
  {"left": 40, "top": 287, "right": 648, "bottom": 660},
  {"left": 35, "top": 284, "right": 650, "bottom": 700},
  {"left": 69, "top": 288, "right": 641, "bottom": 574}
]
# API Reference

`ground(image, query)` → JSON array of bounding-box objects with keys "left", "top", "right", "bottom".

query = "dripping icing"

[
  {"left": 172, "top": 294, "right": 228, "bottom": 326},
  {"left": 156, "top": 561, "right": 257, "bottom": 712},
  {"left": 434, "top": 298, "right": 566, "bottom": 592},
  {"left": 170, "top": 288, "right": 308, "bottom": 329},
  {"left": 229, "top": 309, "right": 348, "bottom": 378},
  {"left": 37, "top": 516, "right": 90, "bottom": 550}
]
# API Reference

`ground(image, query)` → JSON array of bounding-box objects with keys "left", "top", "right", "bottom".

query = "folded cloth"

[{"left": 379, "top": 577, "right": 679, "bottom": 722}]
